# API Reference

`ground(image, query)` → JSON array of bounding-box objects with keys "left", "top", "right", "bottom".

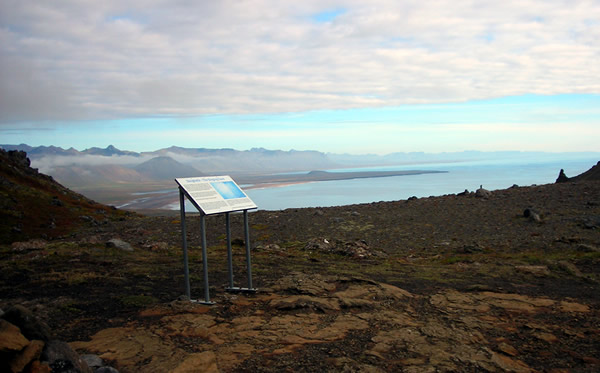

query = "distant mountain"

[
  {"left": 82, "top": 145, "right": 140, "bottom": 157},
  {"left": 134, "top": 156, "right": 202, "bottom": 180},
  {"left": 4, "top": 144, "right": 599, "bottom": 194},
  {"left": 142, "top": 146, "right": 339, "bottom": 173},
  {"left": 0, "top": 144, "right": 139, "bottom": 158},
  {"left": 0, "top": 144, "right": 80, "bottom": 157},
  {"left": 0, "top": 145, "right": 339, "bottom": 173}
]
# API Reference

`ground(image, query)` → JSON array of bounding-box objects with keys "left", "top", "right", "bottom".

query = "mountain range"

[{"left": 1, "top": 144, "right": 599, "bottom": 203}]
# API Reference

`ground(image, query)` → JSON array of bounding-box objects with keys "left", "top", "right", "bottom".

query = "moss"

[
  {"left": 59, "top": 301, "right": 83, "bottom": 314},
  {"left": 120, "top": 295, "right": 159, "bottom": 307}
]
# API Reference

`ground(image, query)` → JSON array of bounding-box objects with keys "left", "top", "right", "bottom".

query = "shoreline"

[{"left": 120, "top": 169, "right": 446, "bottom": 211}]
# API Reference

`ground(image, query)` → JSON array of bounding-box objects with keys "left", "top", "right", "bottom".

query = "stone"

[
  {"left": 10, "top": 340, "right": 45, "bottom": 373},
  {"left": 51, "top": 196, "right": 64, "bottom": 207},
  {"left": 143, "top": 241, "right": 169, "bottom": 251},
  {"left": 556, "top": 169, "right": 569, "bottom": 183},
  {"left": 557, "top": 261, "right": 584, "bottom": 277},
  {"left": 559, "top": 301, "right": 589, "bottom": 313},
  {"left": 171, "top": 351, "right": 218, "bottom": 373},
  {"left": 457, "top": 189, "right": 470, "bottom": 196},
  {"left": 26, "top": 360, "right": 52, "bottom": 373},
  {"left": 475, "top": 187, "right": 491, "bottom": 198},
  {"left": 576, "top": 244, "right": 600, "bottom": 253},
  {"left": 95, "top": 367, "right": 120, "bottom": 373},
  {"left": 515, "top": 265, "right": 550, "bottom": 277},
  {"left": 80, "top": 354, "right": 104, "bottom": 370},
  {"left": 269, "top": 295, "right": 341, "bottom": 312},
  {"left": 106, "top": 239, "right": 133, "bottom": 252},
  {"left": 1, "top": 305, "right": 52, "bottom": 341},
  {"left": 0, "top": 319, "right": 29, "bottom": 352},
  {"left": 535, "top": 332, "right": 558, "bottom": 343},
  {"left": 523, "top": 208, "right": 542, "bottom": 222},
  {"left": 490, "top": 352, "right": 533, "bottom": 373},
  {"left": 497, "top": 342, "right": 518, "bottom": 356},
  {"left": 11, "top": 239, "right": 48, "bottom": 251},
  {"left": 41, "top": 340, "right": 92, "bottom": 373},
  {"left": 71, "top": 326, "right": 189, "bottom": 372}
]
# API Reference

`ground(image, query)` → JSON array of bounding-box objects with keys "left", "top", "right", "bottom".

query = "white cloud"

[{"left": 1, "top": 0, "right": 599, "bottom": 123}]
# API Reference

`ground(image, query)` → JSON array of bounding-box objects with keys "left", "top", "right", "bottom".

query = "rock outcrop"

[
  {"left": 0, "top": 306, "right": 119, "bottom": 373},
  {"left": 556, "top": 161, "right": 600, "bottom": 183},
  {"left": 70, "top": 272, "right": 596, "bottom": 372},
  {"left": 0, "top": 149, "right": 132, "bottom": 244}
]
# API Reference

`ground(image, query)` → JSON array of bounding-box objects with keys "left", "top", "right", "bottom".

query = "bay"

[{"left": 243, "top": 156, "right": 598, "bottom": 211}]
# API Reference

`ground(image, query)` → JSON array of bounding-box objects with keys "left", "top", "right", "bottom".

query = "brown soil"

[{"left": 1, "top": 180, "right": 600, "bottom": 372}]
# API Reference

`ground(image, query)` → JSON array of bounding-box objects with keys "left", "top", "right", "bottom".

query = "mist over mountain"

[
  {"left": 134, "top": 156, "right": 201, "bottom": 180},
  {"left": 2, "top": 144, "right": 599, "bottom": 191},
  {"left": 0, "top": 144, "right": 342, "bottom": 176},
  {"left": 49, "top": 164, "right": 153, "bottom": 187}
]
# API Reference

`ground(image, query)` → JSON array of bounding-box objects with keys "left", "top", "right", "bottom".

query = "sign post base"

[{"left": 225, "top": 287, "right": 257, "bottom": 293}]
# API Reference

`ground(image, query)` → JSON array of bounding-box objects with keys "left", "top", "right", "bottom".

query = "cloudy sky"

[{"left": 1, "top": 0, "right": 599, "bottom": 154}]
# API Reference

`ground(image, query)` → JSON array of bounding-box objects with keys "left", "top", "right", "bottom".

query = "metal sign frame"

[{"left": 176, "top": 176, "right": 258, "bottom": 304}]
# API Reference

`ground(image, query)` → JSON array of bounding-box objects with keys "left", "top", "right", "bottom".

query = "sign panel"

[{"left": 175, "top": 176, "right": 257, "bottom": 215}]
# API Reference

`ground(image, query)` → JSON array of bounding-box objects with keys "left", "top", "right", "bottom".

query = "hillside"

[
  {"left": 1, "top": 155, "right": 599, "bottom": 371},
  {"left": 0, "top": 149, "right": 132, "bottom": 244},
  {"left": 557, "top": 161, "right": 600, "bottom": 182}
]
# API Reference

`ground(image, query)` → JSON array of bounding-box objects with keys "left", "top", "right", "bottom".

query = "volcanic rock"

[
  {"left": 1, "top": 305, "right": 52, "bottom": 341},
  {"left": 475, "top": 186, "right": 492, "bottom": 198},
  {"left": 105, "top": 238, "right": 133, "bottom": 252},
  {"left": 0, "top": 318, "right": 29, "bottom": 352},
  {"left": 41, "top": 340, "right": 92, "bottom": 373}
]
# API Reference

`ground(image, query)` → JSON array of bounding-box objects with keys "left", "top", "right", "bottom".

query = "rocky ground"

[{"left": 1, "top": 150, "right": 600, "bottom": 372}]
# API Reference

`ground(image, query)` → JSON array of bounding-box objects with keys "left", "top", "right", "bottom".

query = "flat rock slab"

[{"left": 71, "top": 274, "right": 598, "bottom": 372}]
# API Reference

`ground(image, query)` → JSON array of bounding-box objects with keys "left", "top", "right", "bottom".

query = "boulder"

[
  {"left": 577, "top": 244, "right": 600, "bottom": 253},
  {"left": 523, "top": 208, "right": 542, "bottom": 223},
  {"left": 106, "top": 239, "right": 133, "bottom": 252},
  {"left": 11, "top": 239, "right": 48, "bottom": 251},
  {"left": 0, "top": 319, "right": 29, "bottom": 352},
  {"left": 41, "top": 340, "right": 92, "bottom": 373},
  {"left": 80, "top": 354, "right": 104, "bottom": 370},
  {"left": 304, "top": 238, "right": 385, "bottom": 259},
  {"left": 556, "top": 169, "right": 569, "bottom": 183},
  {"left": 10, "top": 340, "right": 45, "bottom": 373},
  {"left": 515, "top": 265, "right": 550, "bottom": 277},
  {"left": 95, "top": 367, "right": 120, "bottom": 373},
  {"left": 475, "top": 186, "right": 491, "bottom": 198},
  {"left": 1, "top": 305, "right": 52, "bottom": 341},
  {"left": 457, "top": 189, "right": 470, "bottom": 196}
]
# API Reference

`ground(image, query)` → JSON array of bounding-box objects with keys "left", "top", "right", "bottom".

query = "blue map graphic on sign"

[{"left": 211, "top": 181, "right": 246, "bottom": 200}]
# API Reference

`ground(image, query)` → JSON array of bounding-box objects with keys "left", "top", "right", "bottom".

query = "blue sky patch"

[{"left": 312, "top": 9, "right": 346, "bottom": 23}]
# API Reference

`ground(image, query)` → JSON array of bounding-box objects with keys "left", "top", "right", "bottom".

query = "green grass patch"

[{"left": 120, "top": 295, "right": 159, "bottom": 307}]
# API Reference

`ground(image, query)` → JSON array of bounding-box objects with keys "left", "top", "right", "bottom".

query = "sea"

[{"left": 236, "top": 155, "right": 599, "bottom": 211}]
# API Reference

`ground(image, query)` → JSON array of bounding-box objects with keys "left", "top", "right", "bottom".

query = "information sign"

[
  {"left": 176, "top": 175, "right": 258, "bottom": 304},
  {"left": 175, "top": 176, "right": 257, "bottom": 215}
]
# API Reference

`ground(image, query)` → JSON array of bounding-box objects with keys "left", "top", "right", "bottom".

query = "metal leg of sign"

[
  {"left": 198, "top": 214, "right": 215, "bottom": 305},
  {"left": 225, "top": 212, "right": 235, "bottom": 289},
  {"left": 244, "top": 210, "right": 256, "bottom": 291},
  {"left": 226, "top": 209, "right": 257, "bottom": 293},
  {"left": 179, "top": 188, "right": 191, "bottom": 300}
]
